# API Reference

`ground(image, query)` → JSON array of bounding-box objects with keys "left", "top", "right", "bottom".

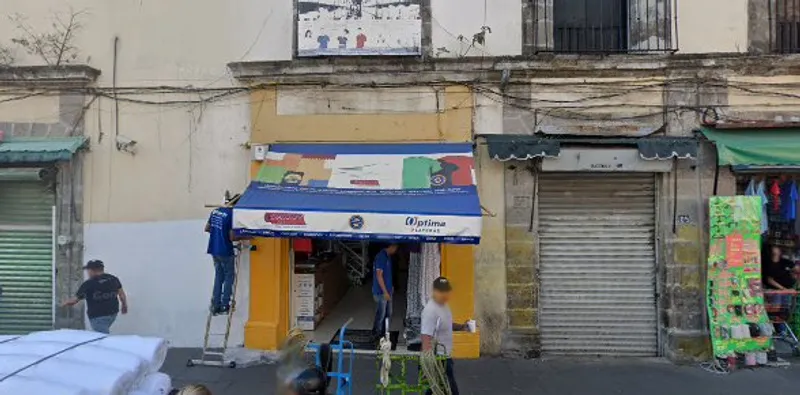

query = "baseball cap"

[
  {"left": 433, "top": 277, "right": 452, "bottom": 292},
  {"left": 83, "top": 259, "right": 104, "bottom": 270}
]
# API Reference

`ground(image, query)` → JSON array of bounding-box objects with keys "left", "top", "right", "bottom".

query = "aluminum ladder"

[{"left": 187, "top": 247, "right": 242, "bottom": 369}]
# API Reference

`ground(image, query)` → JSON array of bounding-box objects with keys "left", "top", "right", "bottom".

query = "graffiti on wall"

[{"left": 297, "top": 0, "right": 422, "bottom": 56}]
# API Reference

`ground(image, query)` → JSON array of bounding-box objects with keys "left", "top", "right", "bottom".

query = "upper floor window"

[
  {"left": 531, "top": 0, "right": 677, "bottom": 53},
  {"left": 771, "top": 0, "right": 800, "bottom": 53}
]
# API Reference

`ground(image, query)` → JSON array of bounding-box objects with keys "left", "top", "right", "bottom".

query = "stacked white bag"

[{"left": 0, "top": 330, "right": 171, "bottom": 395}]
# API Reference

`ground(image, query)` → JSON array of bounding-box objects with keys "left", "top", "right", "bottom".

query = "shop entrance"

[
  {"left": 538, "top": 172, "right": 659, "bottom": 356},
  {"left": 291, "top": 239, "right": 442, "bottom": 352}
]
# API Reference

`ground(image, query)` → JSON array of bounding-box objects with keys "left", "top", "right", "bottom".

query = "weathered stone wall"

[
  {"left": 495, "top": 69, "right": 741, "bottom": 360},
  {"left": 503, "top": 163, "right": 539, "bottom": 358},
  {"left": 0, "top": 91, "right": 89, "bottom": 330}
]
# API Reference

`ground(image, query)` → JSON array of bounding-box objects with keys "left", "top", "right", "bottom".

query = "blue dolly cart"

[{"left": 307, "top": 318, "right": 356, "bottom": 395}]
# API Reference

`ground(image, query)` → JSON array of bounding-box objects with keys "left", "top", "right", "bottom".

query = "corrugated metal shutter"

[
  {"left": 538, "top": 172, "right": 658, "bottom": 356},
  {"left": 0, "top": 179, "right": 54, "bottom": 334}
]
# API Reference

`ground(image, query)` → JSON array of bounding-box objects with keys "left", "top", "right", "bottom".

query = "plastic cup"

[{"left": 467, "top": 320, "right": 477, "bottom": 333}]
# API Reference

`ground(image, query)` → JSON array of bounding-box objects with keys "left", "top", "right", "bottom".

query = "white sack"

[
  {"left": 134, "top": 372, "right": 171, "bottom": 395},
  {"left": 3, "top": 357, "right": 135, "bottom": 395},
  {"left": 12, "top": 330, "right": 167, "bottom": 373},
  {"left": 95, "top": 336, "right": 168, "bottom": 373},
  {"left": 0, "top": 341, "right": 148, "bottom": 386},
  {"left": 0, "top": 375, "right": 91, "bottom": 395},
  {"left": 16, "top": 329, "right": 105, "bottom": 344}
]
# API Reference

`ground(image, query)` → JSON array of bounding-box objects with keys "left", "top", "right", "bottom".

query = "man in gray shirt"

[{"left": 421, "top": 277, "right": 469, "bottom": 395}]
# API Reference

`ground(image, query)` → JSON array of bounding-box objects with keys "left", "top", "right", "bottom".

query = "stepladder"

[{"left": 188, "top": 245, "right": 243, "bottom": 368}]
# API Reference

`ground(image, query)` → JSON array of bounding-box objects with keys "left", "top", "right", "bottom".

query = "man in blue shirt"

[
  {"left": 205, "top": 195, "right": 241, "bottom": 315},
  {"left": 373, "top": 243, "right": 399, "bottom": 338}
]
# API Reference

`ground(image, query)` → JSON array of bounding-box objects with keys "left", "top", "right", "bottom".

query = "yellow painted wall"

[
  {"left": 250, "top": 86, "right": 472, "bottom": 143},
  {"left": 245, "top": 85, "right": 480, "bottom": 357},
  {"left": 442, "top": 245, "right": 481, "bottom": 359}
]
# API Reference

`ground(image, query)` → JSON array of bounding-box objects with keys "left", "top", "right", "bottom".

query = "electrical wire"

[{"left": 4, "top": 76, "right": 800, "bottom": 125}]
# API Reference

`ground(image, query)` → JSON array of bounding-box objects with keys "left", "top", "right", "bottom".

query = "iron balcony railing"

[
  {"left": 771, "top": 0, "right": 800, "bottom": 53},
  {"left": 532, "top": 0, "right": 678, "bottom": 53}
]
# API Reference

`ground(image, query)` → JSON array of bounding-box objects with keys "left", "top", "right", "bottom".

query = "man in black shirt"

[
  {"left": 62, "top": 260, "right": 128, "bottom": 334},
  {"left": 763, "top": 246, "right": 797, "bottom": 311},
  {"left": 764, "top": 246, "right": 796, "bottom": 290}
]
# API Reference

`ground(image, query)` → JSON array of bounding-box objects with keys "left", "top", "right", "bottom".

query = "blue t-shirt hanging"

[
  {"left": 207, "top": 207, "right": 234, "bottom": 257},
  {"left": 781, "top": 180, "right": 798, "bottom": 221}
]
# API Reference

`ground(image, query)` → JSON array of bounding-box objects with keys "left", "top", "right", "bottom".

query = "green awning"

[
  {"left": 0, "top": 137, "right": 88, "bottom": 164},
  {"left": 700, "top": 126, "right": 800, "bottom": 166},
  {"left": 482, "top": 134, "right": 560, "bottom": 161}
]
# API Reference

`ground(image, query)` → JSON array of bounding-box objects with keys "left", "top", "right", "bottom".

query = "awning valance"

[
  {"left": 637, "top": 138, "right": 698, "bottom": 160},
  {"left": 0, "top": 137, "right": 88, "bottom": 164},
  {"left": 482, "top": 134, "right": 697, "bottom": 161},
  {"left": 700, "top": 126, "right": 800, "bottom": 166},
  {"left": 234, "top": 143, "right": 482, "bottom": 244},
  {"left": 483, "top": 135, "right": 560, "bottom": 161}
]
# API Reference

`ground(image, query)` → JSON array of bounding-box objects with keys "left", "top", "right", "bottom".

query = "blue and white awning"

[{"left": 233, "top": 143, "right": 482, "bottom": 244}]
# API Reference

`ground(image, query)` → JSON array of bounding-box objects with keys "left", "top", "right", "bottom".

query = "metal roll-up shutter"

[
  {"left": 0, "top": 179, "right": 55, "bottom": 334},
  {"left": 538, "top": 172, "right": 657, "bottom": 356}
]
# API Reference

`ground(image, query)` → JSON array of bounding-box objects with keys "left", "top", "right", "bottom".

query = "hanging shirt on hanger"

[
  {"left": 746, "top": 178, "right": 769, "bottom": 234},
  {"left": 781, "top": 180, "right": 798, "bottom": 221},
  {"left": 771, "top": 179, "right": 782, "bottom": 212},
  {"left": 795, "top": 181, "right": 800, "bottom": 235}
]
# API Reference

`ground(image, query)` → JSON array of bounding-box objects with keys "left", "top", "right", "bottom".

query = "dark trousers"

[{"left": 425, "top": 358, "right": 459, "bottom": 395}]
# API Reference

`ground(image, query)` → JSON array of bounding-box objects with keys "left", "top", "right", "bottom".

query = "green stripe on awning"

[
  {"left": 700, "top": 127, "right": 800, "bottom": 166},
  {"left": 0, "top": 137, "right": 88, "bottom": 164}
]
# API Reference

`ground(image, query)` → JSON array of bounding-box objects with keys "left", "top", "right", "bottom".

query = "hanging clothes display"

[
  {"left": 405, "top": 250, "right": 424, "bottom": 320},
  {"left": 745, "top": 179, "right": 769, "bottom": 235},
  {"left": 770, "top": 179, "right": 781, "bottom": 212},
  {"left": 403, "top": 243, "right": 441, "bottom": 345},
  {"left": 781, "top": 180, "right": 798, "bottom": 222},
  {"left": 419, "top": 243, "right": 441, "bottom": 307},
  {"left": 795, "top": 182, "right": 800, "bottom": 235}
]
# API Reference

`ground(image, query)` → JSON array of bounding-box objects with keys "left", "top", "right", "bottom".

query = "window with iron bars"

[
  {"left": 772, "top": 0, "right": 800, "bottom": 53},
  {"left": 531, "top": 0, "right": 678, "bottom": 53}
]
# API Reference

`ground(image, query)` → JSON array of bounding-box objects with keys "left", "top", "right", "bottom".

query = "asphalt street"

[{"left": 164, "top": 348, "right": 800, "bottom": 395}]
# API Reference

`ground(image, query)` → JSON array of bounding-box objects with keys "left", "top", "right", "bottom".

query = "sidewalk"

[{"left": 164, "top": 348, "right": 800, "bottom": 395}]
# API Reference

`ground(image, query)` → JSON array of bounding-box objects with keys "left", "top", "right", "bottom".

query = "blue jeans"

[
  {"left": 372, "top": 294, "right": 393, "bottom": 337},
  {"left": 212, "top": 255, "right": 235, "bottom": 309},
  {"left": 89, "top": 314, "right": 117, "bottom": 334}
]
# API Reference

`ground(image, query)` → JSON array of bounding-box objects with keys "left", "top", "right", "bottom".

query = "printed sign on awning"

[{"left": 233, "top": 143, "right": 482, "bottom": 244}]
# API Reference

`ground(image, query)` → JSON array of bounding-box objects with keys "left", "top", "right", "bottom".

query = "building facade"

[{"left": 0, "top": 0, "right": 799, "bottom": 360}]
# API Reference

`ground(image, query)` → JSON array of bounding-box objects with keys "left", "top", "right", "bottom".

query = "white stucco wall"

[
  {"left": 677, "top": 0, "right": 748, "bottom": 53},
  {"left": 431, "top": 0, "right": 523, "bottom": 57},
  {"left": 0, "top": 0, "right": 292, "bottom": 345},
  {"left": 84, "top": 220, "right": 250, "bottom": 348},
  {"left": 0, "top": 0, "right": 757, "bottom": 346}
]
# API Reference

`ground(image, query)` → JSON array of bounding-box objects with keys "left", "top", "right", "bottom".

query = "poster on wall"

[
  {"left": 297, "top": 0, "right": 422, "bottom": 56},
  {"left": 707, "top": 196, "right": 772, "bottom": 357}
]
